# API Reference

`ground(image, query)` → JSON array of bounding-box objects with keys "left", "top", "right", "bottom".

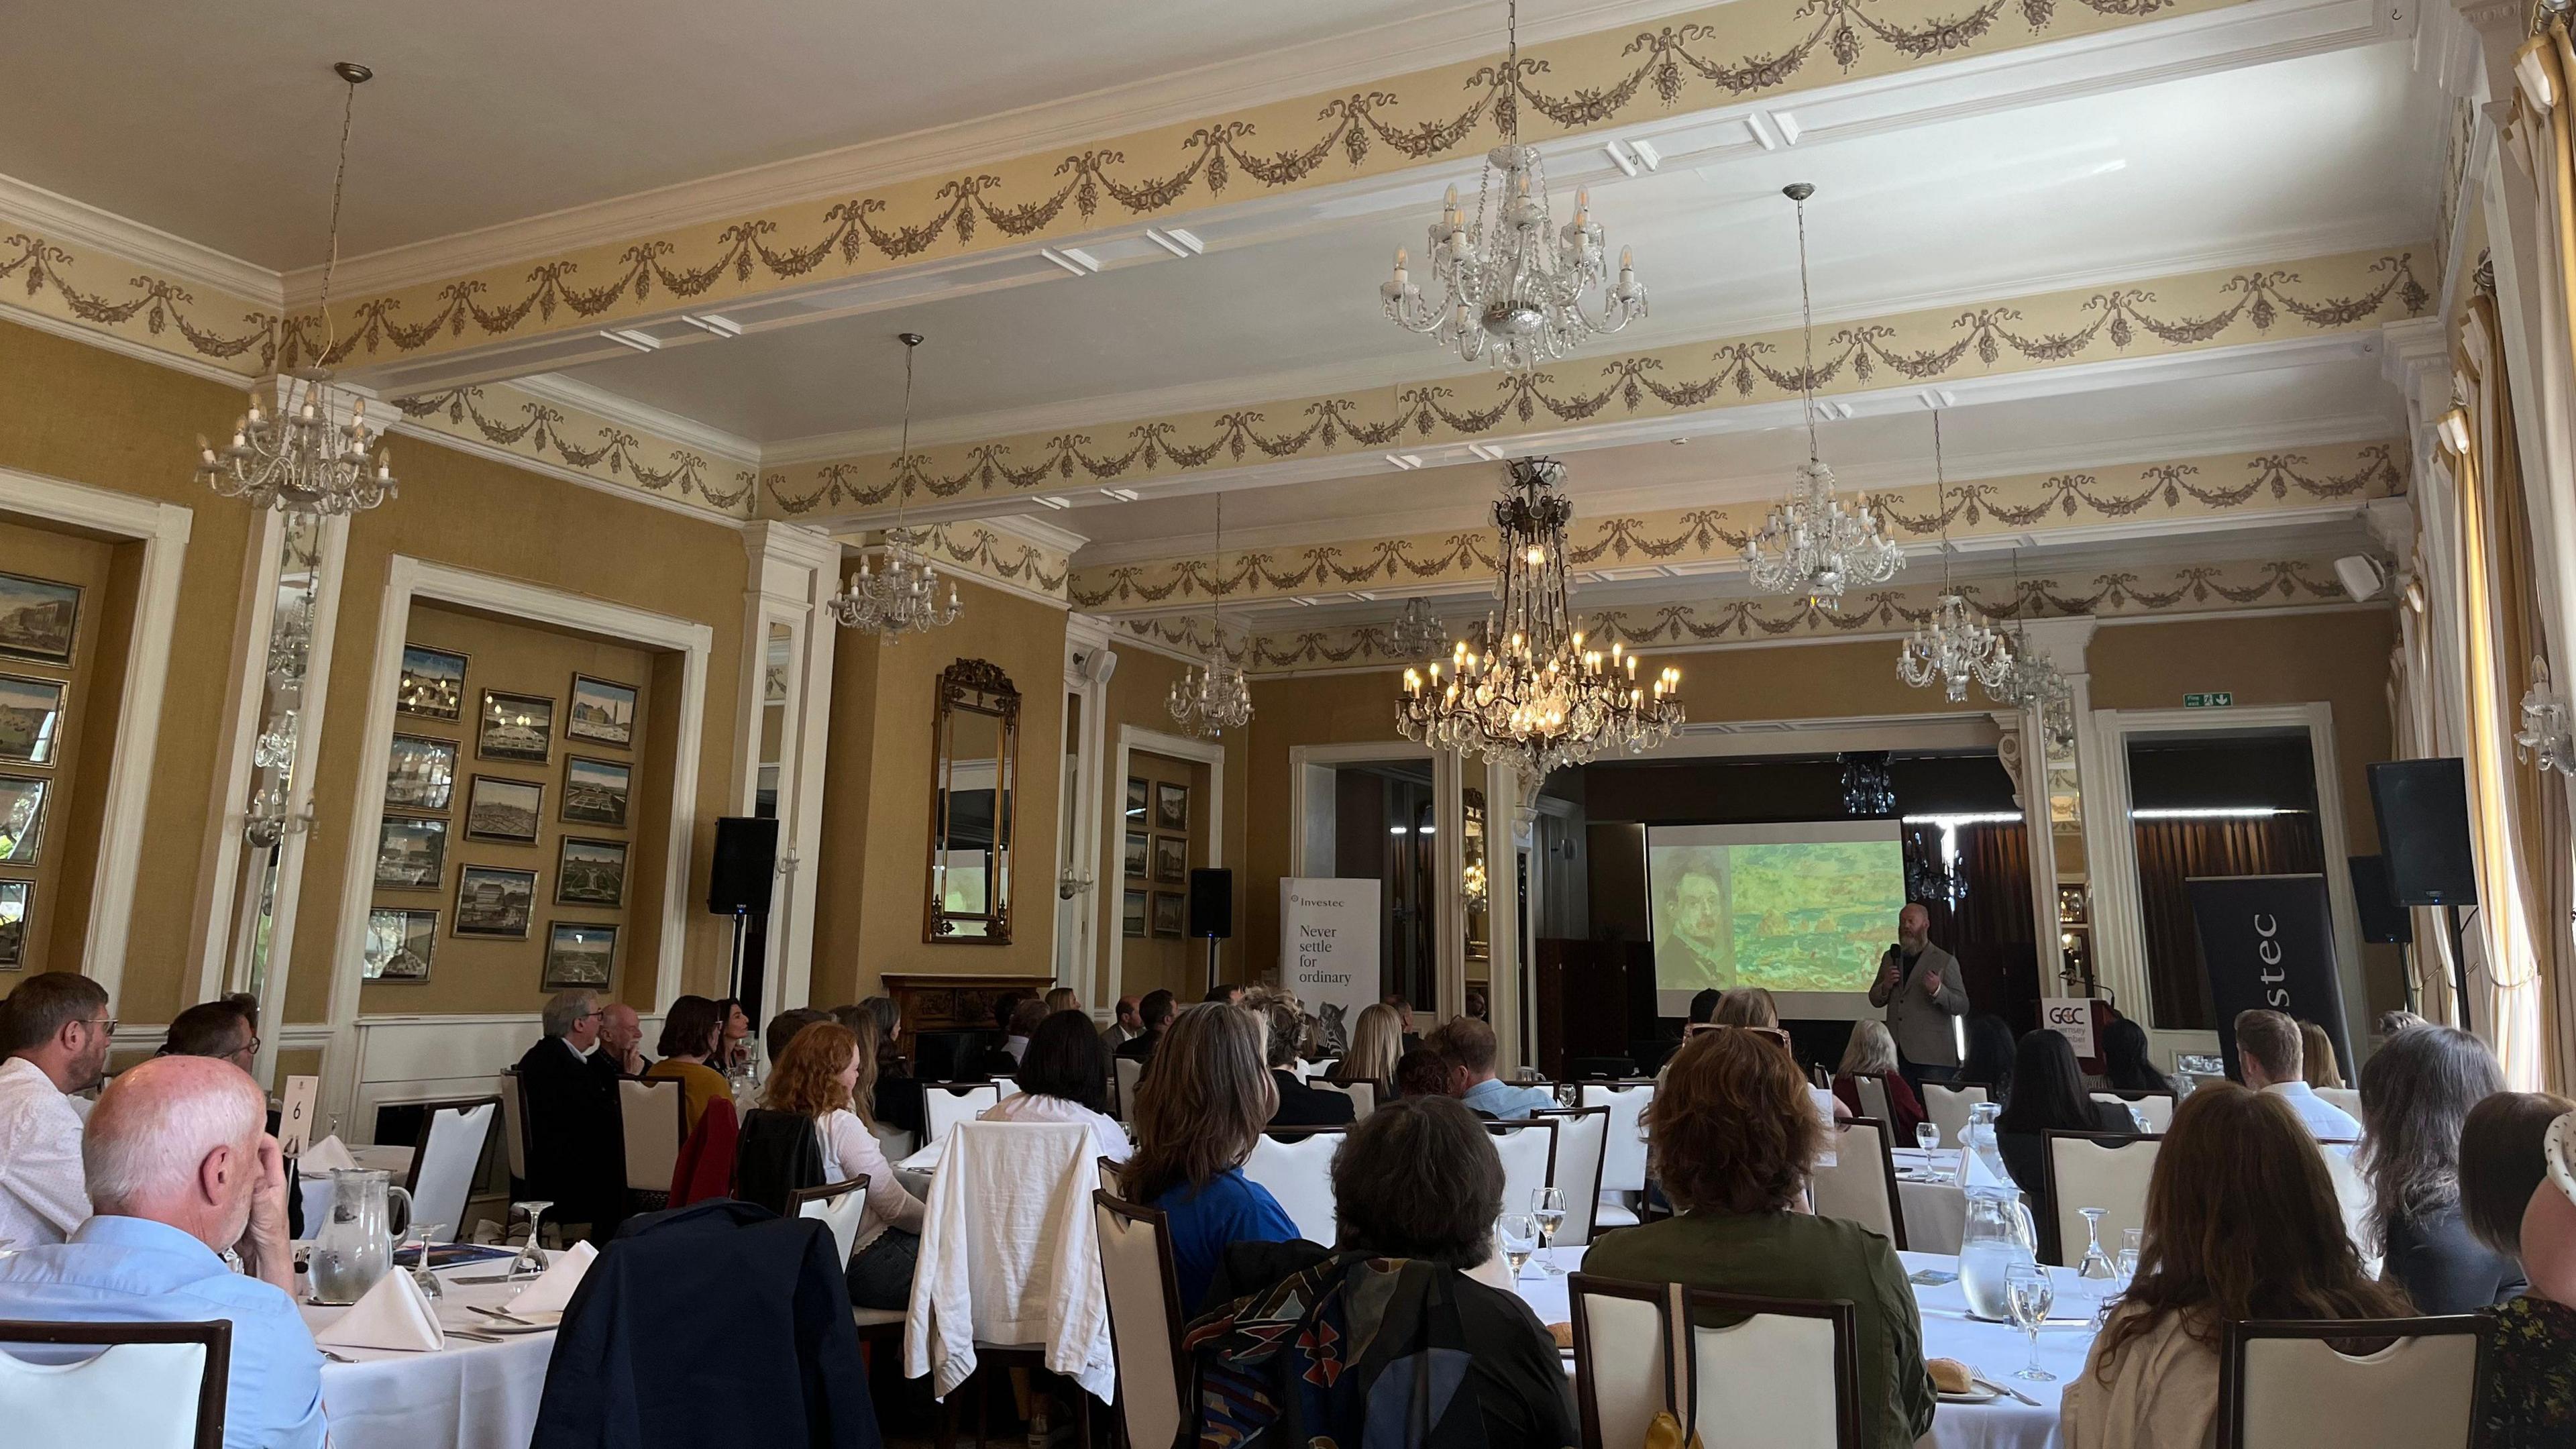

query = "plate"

[{"left": 1937, "top": 1383, "right": 2002, "bottom": 1404}]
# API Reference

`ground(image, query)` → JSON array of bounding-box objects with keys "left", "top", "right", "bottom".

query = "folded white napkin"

[
  {"left": 315, "top": 1268, "right": 445, "bottom": 1352},
  {"left": 298, "top": 1135, "right": 359, "bottom": 1176},
  {"left": 504, "top": 1239, "right": 596, "bottom": 1315}
]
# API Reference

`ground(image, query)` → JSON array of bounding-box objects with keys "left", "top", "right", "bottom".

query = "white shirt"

[
  {"left": 980, "top": 1090, "right": 1131, "bottom": 1165},
  {"left": 2263, "top": 1079, "right": 2361, "bottom": 1140},
  {"left": 814, "top": 1108, "right": 926, "bottom": 1253},
  {"left": 0, "top": 1055, "right": 89, "bottom": 1247}
]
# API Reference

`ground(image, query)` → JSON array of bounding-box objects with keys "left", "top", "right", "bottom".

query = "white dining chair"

[
  {"left": 619, "top": 1077, "right": 686, "bottom": 1203},
  {"left": 992, "top": 1076, "right": 1022, "bottom": 1101},
  {"left": 2218, "top": 1315, "right": 2487, "bottom": 1449},
  {"left": 1534, "top": 1107, "right": 1609, "bottom": 1246},
  {"left": 1923, "top": 1083, "right": 1988, "bottom": 1149},
  {"left": 1684, "top": 1287, "right": 1862, "bottom": 1448},
  {"left": 0, "top": 1320, "right": 232, "bottom": 1449},
  {"left": 1486, "top": 1118, "right": 1559, "bottom": 1236},
  {"left": 1580, "top": 1080, "right": 1655, "bottom": 1228},
  {"left": 1854, "top": 1075, "right": 1892, "bottom": 1127},
  {"left": 403, "top": 1095, "right": 498, "bottom": 1242},
  {"left": 1114, "top": 1058, "right": 1145, "bottom": 1121},
  {"left": 790, "top": 1175, "right": 873, "bottom": 1267},
  {"left": 1092, "top": 1191, "right": 1189, "bottom": 1449},
  {"left": 1809, "top": 1116, "right": 1906, "bottom": 1250},
  {"left": 1244, "top": 1128, "right": 1346, "bottom": 1243},
  {"left": 922, "top": 1081, "right": 1002, "bottom": 1146},
  {"left": 1304, "top": 1057, "right": 1340, "bottom": 1081},
  {"left": 2043, "top": 1130, "right": 2161, "bottom": 1267},
  {"left": 1305, "top": 1078, "right": 1374, "bottom": 1121},
  {"left": 1569, "top": 1275, "right": 1685, "bottom": 1449},
  {"left": 2314, "top": 1087, "right": 2363, "bottom": 1122},
  {"left": 2091, "top": 1091, "right": 2174, "bottom": 1134}
]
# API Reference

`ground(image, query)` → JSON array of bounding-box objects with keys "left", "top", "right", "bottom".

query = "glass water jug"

[
  {"left": 310, "top": 1168, "right": 414, "bottom": 1305},
  {"left": 1958, "top": 1185, "right": 2040, "bottom": 1322}
]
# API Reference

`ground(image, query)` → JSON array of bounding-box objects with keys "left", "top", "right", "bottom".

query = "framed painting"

[
  {"left": 396, "top": 645, "right": 468, "bottom": 720},
  {"left": 1123, "top": 829, "right": 1148, "bottom": 879},
  {"left": 543, "top": 921, "right": 618, "bottom": 989},
  {"left": 384, "top": 733, "right": 458, "bottom": 812},
  {"left": 477, "top": 690, "right": 554, "bottom": 763},
  {"left": 0, "top": 773, "right": 47, "bottom": 864},
  {"left": 566, "top": 674, "right": 638, "bottom": 748},
  {"left": 362, "top": 908, "right": 437, "bottom": 981},
  {"left": 0, "top": 674, "right": 66, "bottom": 767},
  {"left": 464, "top": 775, "right": 543, "bottom": 843},
  {"left": 0, "top": 880, "right": 25, "bottom": 969},
  {"left": 561, "top": 755, "right": 631, "bottom": 828},
  {"left": 1152, "top": 833, "right": 1188, "bottom": 884},
  {"left": 1149, "top": 891, "right": 1185, "bottom": 938},
  {"left": 373, "top": 816, "right": 448, "bottom": 891},
  {"left": 555, "top": 836, "right": 627, "bottom": 907},
  {"left": 0, "top": 571, "right": 81, "bottom": 666},
  {"left": 1154, "top": 781, "right": 1188, "bottom": 832},
  {"left": 1122, "top": 887, "right": 1147, "bottom": 938},
  {"left": 454, "top": 865, "right": 537, "bottom": 938}
]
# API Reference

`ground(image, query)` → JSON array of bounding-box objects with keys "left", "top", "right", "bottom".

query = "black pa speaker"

[
  {"left": 2366, "top": 759, "right": 2477, "bottom": 908},
  {"left": 2347, "top": 855, "right": 2414, "bottom": 945},
  {"left": 707, "top": 816, "right": 779, "bottom": 915},
  {"left": 1187, "top": 867, "right": 1234, "bottom": 940}
]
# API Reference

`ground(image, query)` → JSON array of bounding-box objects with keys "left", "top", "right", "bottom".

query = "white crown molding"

[
  {"left": 0, "top": 171, "right": 281, "bottom": 305},
  {"left": 969, "top": 511, "right": 1090, "bottom": 555},
  {"left": 510, "top": 372, "right": 761, "bottom": 467},
  {"left": 0, "top": 302, "right": 255, "bottom": 389}
]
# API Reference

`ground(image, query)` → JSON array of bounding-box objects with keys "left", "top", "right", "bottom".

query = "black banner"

[{"left": 2188, "top": 873, "right": 2352, "bottom": 1082}]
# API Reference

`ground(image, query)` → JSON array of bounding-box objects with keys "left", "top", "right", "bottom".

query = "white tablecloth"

[
  {"left": 304, "top": 1258, "right": 556, "bottom": 1449},
  {"left": 1509, "top": 1245, "right": 2105, "bottom": 1449},
  {"left": 1894, "top": 1148, "right": 1968, "bottom": 1254}
]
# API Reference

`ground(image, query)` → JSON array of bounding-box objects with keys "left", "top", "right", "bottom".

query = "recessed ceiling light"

[
  {"left": 1099, "top": 486, "right": 1141, "bottom": 502},
  {"left": 1035, "top": 495, "right": 1072, "bottom": 511},
  {"left": 678, "top": 314, "right": 742, "bottom": 338},
  {"left": 597, "top": 328, "right": 660, "bottom": 352}
]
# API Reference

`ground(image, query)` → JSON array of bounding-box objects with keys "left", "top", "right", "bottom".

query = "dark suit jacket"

[
  {"left": 515, "top": 1037, "right": 628, "bottom": 1230},
  {"left": 1268, "top": 1069, "right": 1357, "bottom": 1128},
  {"left": 1114, "top": 1028, "right": 1162, "bottom": 1064},
  {"left": 533, "top": 1199, "right": 879, "bottom": 1449}
]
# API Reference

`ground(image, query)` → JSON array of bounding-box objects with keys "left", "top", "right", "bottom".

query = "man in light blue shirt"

[
  {"left": 1442, "top": 1017, "right": 1556, "bottom": 1120},
  {"left": 2235, "top": 1008, "right": 2361, "bottom": 1139},
  {"left": 0, "top": 1055, "right": 323, "bottom": 1449}
]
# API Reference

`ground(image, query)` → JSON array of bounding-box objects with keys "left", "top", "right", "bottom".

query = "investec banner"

[
  {"left": 2187, "top": 873, "right": 2351, "bottom": 1081},
  {"left": 1281, "top": 878, "right": 1380, "bottom": 1054}
]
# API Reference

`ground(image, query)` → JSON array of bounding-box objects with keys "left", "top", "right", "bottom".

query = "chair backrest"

[
  {"left": 498, "top": 1068, "right": 530, "bottom": 1183},
  {"left": 733, "top": 1108, "right": 826, "bottom": 1216},
  {"left": 1923, "top": 1083, "right": 1988, "bottom": 1148},
  {"left": 1304, "top": 1057, "right": 1340, "bottom": 1080},
  {"left": 2219, "top": 1316, "right": 2487, "bottom": 1449},
  {"left": 0, "top": 1320, "right": 231, "bottom": 1449},
  {"left": 405, "top": 1095, "right": 498, "bottom": 1242},
  {"left": 1304, "top": 1078, "right": 1374, "bottom": 1122},
  {"left": 1486, "top": 1117, "right": 1560, "bottom": 1227},
  {"left": 1854, "top": 1075, "right": 1892, "bottom": 1126},
  {"left": 1684, "top": 1287, "right": 1862, "bottom": 1449},
  {"left": 916, "top": 1122, "right": 1099, "bottom": 1334},
  {"left": 922, "top": 1081, "right": 1002, "bottom": 1145},
  {"left": 991, "top": 1075, "right": 1022, "bottom": 1101},
  {"left": 2314, "top": 1086, "right": 2362, "bottom": 1121},
  {"left": 790, "top": 1175, "right": 873, "bottom": 1267},
  {"left": 1243, "top": 1128, "right": 1348, "bottom": 1243},
  {"left": 1092, "top": 1192, "right": 1189, "bottom": 1449},
  {"left": 619, "top": 1077, "right": 686, "bottom": 1191},
  {"left": 2092, "top": 1091, "right": 2175, "bottom": 1134},
  {"left": 1809, "top": 1116, "right": 1906, "bottom": 1250},
  {"left": 1580, "top": 1080, "right": 1656, "bottom": 1195},
  {"left": 1569, "top": 1275, "right": 1685, "bottom": 1449},
  {"left": 1533, "top": 1107, "right": 1609, "bottom": 1246},
  {"left": 2043, "top": 1130, "right": 2162, "bottom": 1267},
  {"left": 1114, "top": 1058, "right": 1144, "bottom": 1121}
]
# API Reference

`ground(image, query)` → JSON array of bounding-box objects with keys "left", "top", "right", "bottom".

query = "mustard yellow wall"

[{"left": 1116, "top": 748, "right": 1210, "bottom": 1002}]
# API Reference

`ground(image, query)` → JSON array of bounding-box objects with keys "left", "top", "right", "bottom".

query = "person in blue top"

[
  {"left": 1442, "top": 1017, "right": 1556, "bottom": 1120},
  {"left": 1123, "top": 1001, "right": 1301, "bottom": 1310}
]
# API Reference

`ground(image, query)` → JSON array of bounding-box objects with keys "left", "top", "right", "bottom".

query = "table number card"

[{"left": 278, "top": 1075, "right": 320, "bottom": 1156}]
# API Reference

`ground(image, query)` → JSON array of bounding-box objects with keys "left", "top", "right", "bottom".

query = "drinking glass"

[
  {"left": 2005, "top": 1261, "right": 2057, "bottom": 1382},
  {"left": 1499, "top": 1214, "right": 1538, "bottom": 1279},
  {"left": 1915, "top": 1122, "right": 1939, "bottom": 1157},
  {"left": 405, "top": 1222, "right": 449, "bottom": 1300},
  {"left": 1532, "top": 1187, "right": 1568, "bottom": 1274},
  {"left": 2114, "top": 1228, "right": 2142, "bottom": 1288},
  {"left": 506, "top": 1200, "right": 554, "bottom": 1279},
  {"left": 2076, "top": 1208, "right": 2116, "bottom": 1282}
]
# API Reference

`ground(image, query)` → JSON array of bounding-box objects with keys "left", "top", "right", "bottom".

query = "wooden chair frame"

[
  {"left": 1820, "top": 1115, "right": 1907, "bottom": 1251},
  {"left": 0, "top": 1319, "right": 233, "bottom": 1449},
  {"left": 1092, "top": 1190, "right": 1191, "bottom": 1449},
  {"left": 1678, "top": 1287, "right": 1863, "bottom": 1449},
  {"left": 1566, "top": 1274, "right": 1684, "bottom": 1449},
  {"left": 2216, "top": 1314, "right": 2489, "bottom": 1449},
  {"left": 2041, "top": 1128, "right": 2161, "bottom": 1266}
]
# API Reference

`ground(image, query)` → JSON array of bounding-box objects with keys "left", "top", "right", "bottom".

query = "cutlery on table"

[
  {"left": 468, "top": 1305, "right": 535, "bottom": 1325},
  {"left": 1973, "top": 1375, "right": 2043, "bottom": 1406}
]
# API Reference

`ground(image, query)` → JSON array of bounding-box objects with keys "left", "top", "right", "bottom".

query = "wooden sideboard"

[{"left": 882, "top": 972, "right": 1057, "bottom": 1065}]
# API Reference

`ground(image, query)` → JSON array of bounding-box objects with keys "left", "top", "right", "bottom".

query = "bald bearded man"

[{"left": 1868, "top": 902, "right": 1969, "bottom": 1091}]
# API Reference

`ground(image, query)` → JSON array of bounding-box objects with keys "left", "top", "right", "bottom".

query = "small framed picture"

[
  {"left": 384, "top": 733, "right": 458, "bottom": 812},
  {"left": 373, "top": 817, "right": 448, "bottom": 891},
  {"left": 1153, "top": 834, "right": 1188, "bottom": 884},
  {"left": 1154, "top": 781, "right": 1188, "bottom": 832},
  {"left": 1123, "top": 830, "right": 1149, "bottom": 879},
  {"left": 0, "top": 570, "right": 82, "bottom": 666},
  {"left": 1126, "top": 776, "right": 1147, "bottom": 821},
  {"left": 464, "top": 775, "right": 544, "bottom": 843},
  {"left": 555, "top": 836, "right": 627, "bottom": 907},
  {"left": 562, "top": 755, "right": 632, "bottom": 828},
  {"left": 0, "top": 880, "right": 26, "bottom": 969},
  {"left": 543, "top": 921, "right": 618, "bottom": 989},
  {"left": 396, "top": 645, "right": 468, "bottom": 720},
  {"left": 0, "top": 773, "right": 48, "bottom": 864},
  {"left": 566, "top": 674, "right": 639, "bottom": 749},
  {"left": 0, "top": 673, "right": 66, "bottom": 767},
  {"left": 454, "top": 865, "right": 537, "bottom": 938},
  {"left": 1150, "top": 891, "right": 1186, "bottom": 937},
  {"left": 1122, "top": 888, "right": 1148, "bottom": 938},
  {"left": 477, "top": 690, "right": 555, "bottom": 763},
  {"left": 362, "top": 908, "right": 437, "bottom": 981}
]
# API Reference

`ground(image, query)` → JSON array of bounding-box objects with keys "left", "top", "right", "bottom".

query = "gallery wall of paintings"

[
  {"left": 361, "top": 600, "right": 657, "bottom": 1014},
  {"left": 1118, "top": 749, "right": 1208, "bottom": 1003}
]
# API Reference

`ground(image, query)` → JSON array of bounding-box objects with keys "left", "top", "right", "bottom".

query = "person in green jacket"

[{"left": 1584, "top": 1025, "right": 1937, "bottom": 1449}]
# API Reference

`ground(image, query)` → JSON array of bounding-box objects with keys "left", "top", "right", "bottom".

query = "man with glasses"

[
  {"left": 513, "top": 989, "right": 627, "bottom": 1244},
  {"left": 0, "top": 971, "right": 115, "bottom": 1246},
  {"left": 161, "top": 998, "right": 260, "bottom": 1073}
]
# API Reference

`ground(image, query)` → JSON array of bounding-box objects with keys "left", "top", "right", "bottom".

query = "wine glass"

[
  {"left": 405, "top": 1222, "right": 449, "bottom": 1300},
  {"left": 1532, "top": 1187, "right": 1567, "bottom": 1275},
  {"left": 1915, "top": 1122, "right": 1939, "bottom": 1157},
  {"left": 2005, "top": 1261, "right": 2057, "bottom": 1382},
  {"left": 2114, "top": 1228, "right": 2143, "bottom": 1289},
  {"left": 2075, "top": 1208, "right": 2117, "bottom": 1283},
  {"left": 506, "top": 1200, "right": 554, "bottom": 1279},
  {"left": 1499, "top": 1214, "right": 1538, "bottom": 1279}
]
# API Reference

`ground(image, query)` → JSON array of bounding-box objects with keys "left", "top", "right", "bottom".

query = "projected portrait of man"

[{"left": 1658, "top": 849, "right": 1734, "bottom": 988}]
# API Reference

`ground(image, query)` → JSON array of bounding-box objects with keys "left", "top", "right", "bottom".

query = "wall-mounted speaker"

[
  {"left": 1188, "top": 867, "right": 1234, "bottom": 940},
  {"left": 2365, "top": 759, "right": 2477, "bottom": 908},
  {"left": 707, "top": 816, "right": 779, "bottom": 915}
]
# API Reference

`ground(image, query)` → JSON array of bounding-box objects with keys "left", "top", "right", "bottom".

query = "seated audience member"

[
  {"left": 1959, "top": 1012, "right": 2017, "bottom": 1095},
  {"left": 1833, "top": 1020, "right": 1926, "bottom": 1137},
  {"left": 1463, "top": 989, "right": 1489, "bottom": 1022},
  {"left": 761, "top": 1022, "right": 925, "bottom": 1309},
  {"left": 1994, "top": 1029, "right": 2133, "bottom": 1263},
  {"left": 712, "top": 996, "right": 754, "bottom": 1072},
  {"left": 1440, "top": 1018, "right": 1554, "bottom": 1120},
  {"left": 1395, "top": 1045, "right": 1464, "bottom": 1102},
  {"left": 0, "top": 971, "right": 112, "bottom": 1247},
  {"left": 2100, "top": 1016, "right": 2177, "bottom": 1096},
  {"left": 1686, "top": 987, "right": 1723, "bottom": 1026},
  {"left": 1043, "top": 986, "right": 1081, "bottom": 1016},
  {"left": 1190, "top": 1097, "right": 1576, "bottom": 1449},
  {"left": 2377, "top": 1008, "right": 2429, "bottom": 1040},
  {"left": 2233, "top": 1008, "right": 2359, "bottom": 1138},
  {"left": 2059, "top": 1083, "right": 2408, "bottom": 1449},
  {"left": 1124, "top": 1003, "right": 1299, "bottom": 1309},
  {"left": 599, "top": 1000, "right": 649, "bottom": 1077},
  {"left": 764, "top": 1006, "right": 830, "bottom": 1068},
  {"left": 161, "top": 997, "right": 258, "bottom": 1072},
  {"left": 1255, "top": 996, "right": 1354, "bottom": 1128},
  {"left": 980, "top": 1009, "right": 1131, "bottom": 1162},
  {"left": 1205, "top": 985, "right": 1246, "bottom": 1006},
  {"left": 971, "top": 996, "right": 1048, "bottom": 1077},
  {"left": 1100, "top": 994, "right": 1144, "bottom": 1050},
  {"left": 847, "top": 996, "right": 905, "bottom": 1075},
  {"left": 2461, "top": 1097, "right": 2576, "bottom": 1449},
  {"left": 644, "top": 994, "right": 734, "bottom": 1136},
  {"left": 1586, "top": 1028, "right": 1935, "bottom": 1449},
  {"left": 513, "top": 989, "right": 628, "bottom": 1241},
  {"left": 1114, "top": 988, "right": 1177, "bottom": 1065},
  {"left": 0, "top": 1055, "right": 322, "bottom": 1449},
  {"left": 1712, "top": 986, "right": 1780, "bottom": 1029},
  {"left": 2357, "top": 1023, "right": 2516, "bottom": 1313},
  {"left": 2300, "top": 1020, "right": 2346, "bottom": 1090},
  {"left": 1384, "top": 994, "right": 1421, "bottom": 1050},
  {"left": 1331, "top": 1002, "right": 1405, "bottom": 1098}
]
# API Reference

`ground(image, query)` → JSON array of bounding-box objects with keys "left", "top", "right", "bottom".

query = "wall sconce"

[
  {"left": 1461, "top": 860, "right": 1489, "bottom": 904},
  {"left": 1058, "top": 867, "right": 1095, "bottom": 900},
  {"left": 2516, "top": 658, "right": 2576, "bottom": 777}
]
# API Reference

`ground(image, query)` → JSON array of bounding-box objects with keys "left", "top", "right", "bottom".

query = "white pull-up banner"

[{"left": 1281, "top": 877, "right": 1380, "bottom": 1055}]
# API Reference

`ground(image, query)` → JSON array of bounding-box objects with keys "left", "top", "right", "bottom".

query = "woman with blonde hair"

[
  {"left": 1332, "top": 1002, "right": 1405, "bottom": 1097},
  {"left": 1712, "top": 986, "right": 1780, "bottom": 1029},
  {"left": 1832, "top": 1020, "right": 1925, "bottom": 1137},
  {"left": 762, "top": 1021, "right": 926, "bottom": 1307},
  {"left": 2300, "top": 1020, "right": 2345, "bottom": 1090},
  {"left": 1125, "top": 1002, "right": 1299, "bottom": 1308},
  {"left": 1044, "top": 986, "right": 1082, "bottom": 1016}
]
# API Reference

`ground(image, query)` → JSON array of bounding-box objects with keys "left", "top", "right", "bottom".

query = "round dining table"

[
  {"left": 1509, "top": 1244, "right": 2106, "bottom": 1449},
  {"left": 303, "top": 1256, "right": 558, "bottom": 1449}
]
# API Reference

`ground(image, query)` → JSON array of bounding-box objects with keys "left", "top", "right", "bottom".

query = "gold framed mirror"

[{"left": 926, "top": 658, "right": 1018, "bottom": 943}]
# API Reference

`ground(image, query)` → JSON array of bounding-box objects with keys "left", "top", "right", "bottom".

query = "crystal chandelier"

[
  {"left": 1743, "top": 184, "right": 1901, "bottom": 602},
  {"left": 2517, "top": 659, "right": 2576, "bottom": 777},
  {"left": 830, "top": 332, "right": 962, "bottom": 640},
  {"left": 1379, "top": 0, "right": 1644, "bottom": 372},
  {"left": 1397, "top": 458, "right": 1684, "bottom": 783},
  {"left": 1389, "top": 597, "right": 1450, "bottom": 657},
  {"left": 1898, "top": 412, "right": 2010, "bottom": 702},
  {"left": 1840, "top": 751, "right": 1896, "bottom": 818},
  {"left": 1169, "top": 494, "right": 1254, "bottom": 738},
  {"left": 195, "top": 62, "right": 396, "bottom": 515},
  {"left": 1982, "top": 550, "right": 2074, "bottom": 751}
]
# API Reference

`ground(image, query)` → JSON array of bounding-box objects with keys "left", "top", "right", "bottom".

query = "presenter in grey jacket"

[{"left": 1868, "top": 903, "right": 1970, "bottom": 1091}]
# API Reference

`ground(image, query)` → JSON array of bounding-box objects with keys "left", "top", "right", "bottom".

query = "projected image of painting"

[{"left": 1650, "top": 829, "right": 1908, "bottom": 994}]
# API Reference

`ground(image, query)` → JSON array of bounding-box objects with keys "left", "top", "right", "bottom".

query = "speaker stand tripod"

[{"left": 2445, "top": 902, "right": 2474, "bottom": 1038}]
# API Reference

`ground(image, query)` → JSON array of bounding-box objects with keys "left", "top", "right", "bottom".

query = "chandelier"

[
  {"left": 2518, "top": 659, "right": 2576, "bottom": 776},
  {"left": 1389, "top": 596, "right": 1450, "bottom": 658},
  {"left": 830, "top": 332, "right": 962, "bottom": 640},
  {"left": 1981, "top": 551, "right": 2074, "bottom": 751},
  {"left": 1840, "top": 751, "right": 1896, "bottom": 818},
  {"left": 1898, "top": 412, "right": 2010, "bottom": 701},
  {"left": 1396, "top": 458, "right": 1683, "bottom": 783},
  {"left": 195, "top": 62, "right": 396, "bottom": 516},
  {"left": 1379, "top": 0, "right": 1644, "bottom": 372},
  {"left": 1743, "top": 184, "right": 1901, "bottom": 602},
  {"left": 1169, "top": 494, "right": 1254, "bottom": 738}
]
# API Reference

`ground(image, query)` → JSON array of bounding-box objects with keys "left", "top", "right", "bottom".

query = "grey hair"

[
  {"left": 85, "top": 1058, "right": 265, "bottom": 1214},
  {"left": 1838, "top": 1020, "right": 1900, "bottom": 1078},
  {"left": 541, "top": 989, "right": 598, "bottom": 1038}
]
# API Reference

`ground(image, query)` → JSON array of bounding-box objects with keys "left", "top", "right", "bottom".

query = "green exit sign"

[{"left": 2184, "top": 692, "right": 2235, "bottom": 708}]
